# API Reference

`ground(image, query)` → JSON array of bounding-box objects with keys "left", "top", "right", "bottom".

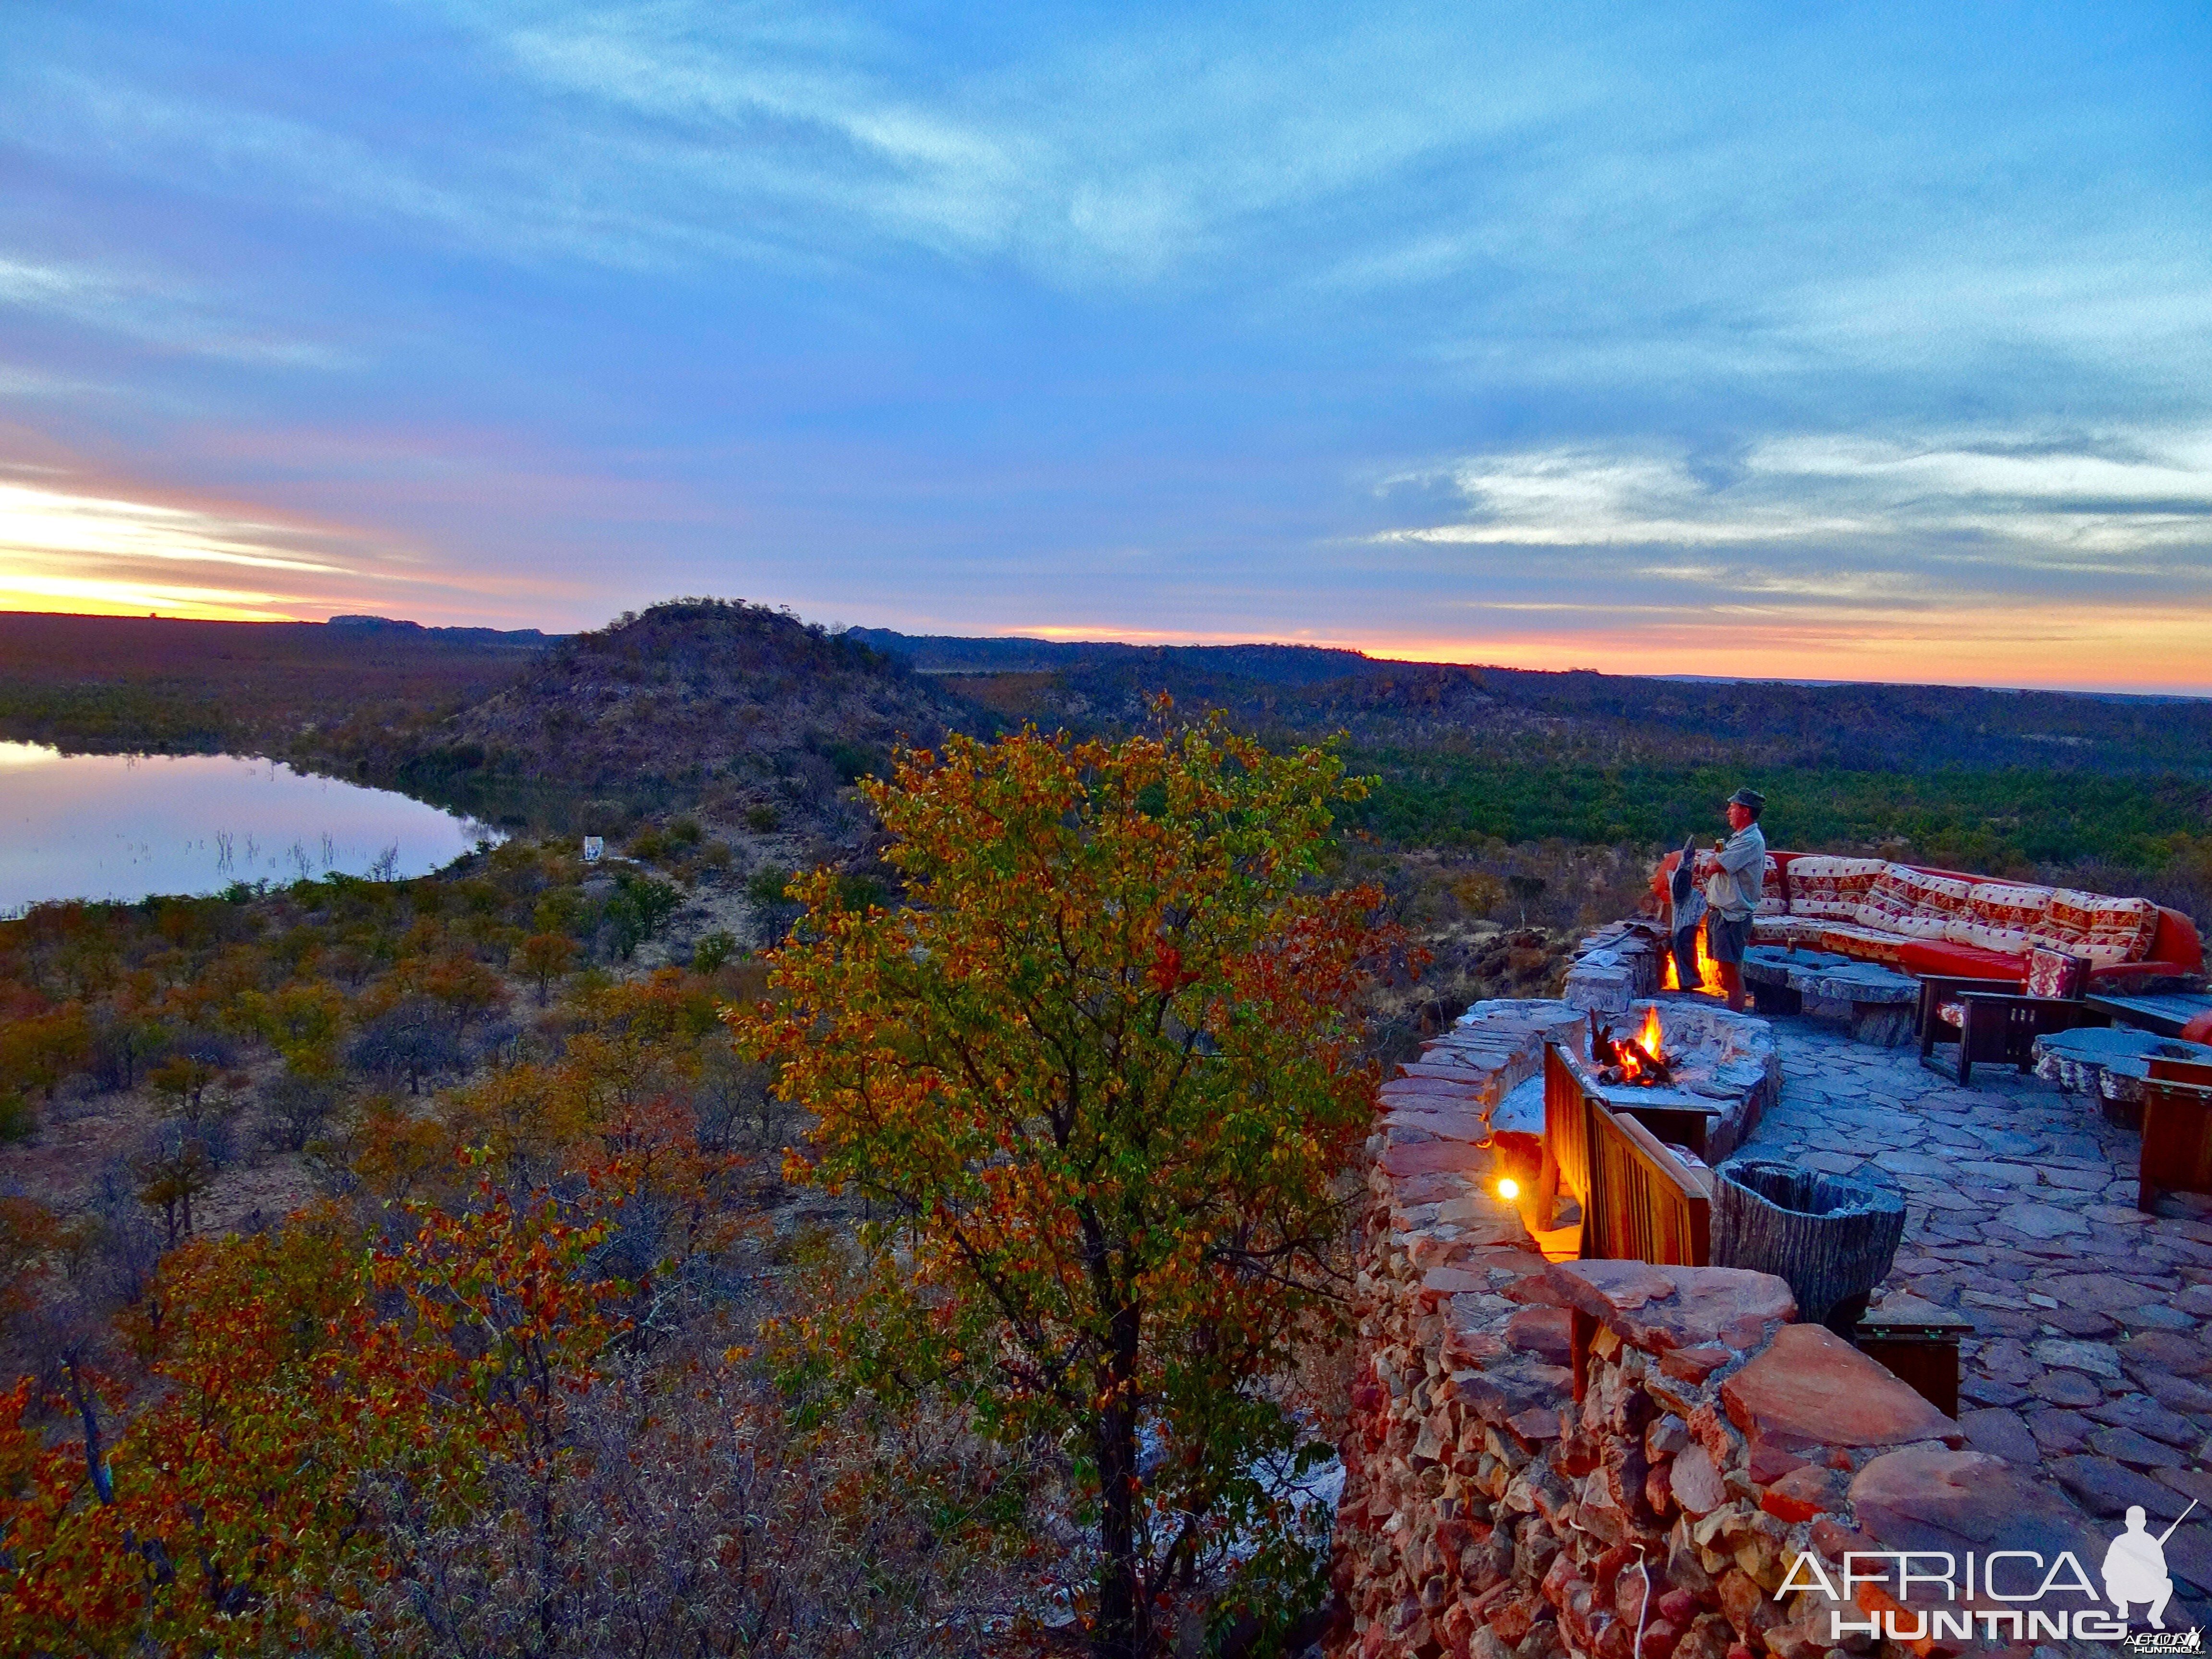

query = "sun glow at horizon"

[{"left": 988, "top": 610, "right": 2212, "bottom": 696}]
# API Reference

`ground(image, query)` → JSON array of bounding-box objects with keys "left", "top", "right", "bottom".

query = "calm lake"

[{"left": 0, "top": 743, "right": 497, "bottom": 913}]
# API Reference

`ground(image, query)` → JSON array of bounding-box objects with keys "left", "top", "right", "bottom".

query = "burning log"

[
  {"left": 1593, "top": 1007, "right": 1675, "bottom": 1085},
  {"left": 1588, "top": 1010, "right": 1619, "bottom": 1067},
  {"left": 1617, "top": 1036, "right": 1673, "bottom": 1085}
]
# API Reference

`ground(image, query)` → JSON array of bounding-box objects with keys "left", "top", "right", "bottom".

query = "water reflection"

[{"left": 0, "top": 743, "right": 498, "bottom": 912}]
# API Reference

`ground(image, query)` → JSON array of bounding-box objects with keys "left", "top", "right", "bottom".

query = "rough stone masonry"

[{"left": 1329, "top": 1005, "right": 2119, "bottom": 1659}]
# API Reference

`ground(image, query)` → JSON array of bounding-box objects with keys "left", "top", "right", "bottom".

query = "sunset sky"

[{"left": 3, "top": 2, "right": 2208, "bottom": 690}]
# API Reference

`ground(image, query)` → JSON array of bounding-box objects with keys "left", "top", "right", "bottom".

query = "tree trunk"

[
  {"left": 65, "top": 1354, "right": 113, "bottom": 1505},
  {"left": 1092, "top": 1302, "right": 1147, "bottom": 1659},
  {"left": 1712, "top": 1159, "right": 1905, "bottom": 1334}
]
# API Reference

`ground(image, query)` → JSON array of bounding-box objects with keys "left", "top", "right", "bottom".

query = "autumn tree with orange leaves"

[{"left": 737, "top": 714, "right": 1405, "bottom": 1659}]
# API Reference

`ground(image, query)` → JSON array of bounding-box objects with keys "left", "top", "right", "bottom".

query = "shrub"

[{"left": 691, "top": 931, "right": 738, "bottom": 975}]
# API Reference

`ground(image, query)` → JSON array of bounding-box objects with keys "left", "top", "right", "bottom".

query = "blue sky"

[{"left": 2, "top": 1, "right": 2208, "bottom": 688}]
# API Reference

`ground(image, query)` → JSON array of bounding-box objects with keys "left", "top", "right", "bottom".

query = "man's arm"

[{"left": 1716, "top": 834, "right": 1763, "bottom": 879}]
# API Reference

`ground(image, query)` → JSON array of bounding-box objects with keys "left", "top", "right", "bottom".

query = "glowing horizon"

[{"left": 4, "top": 588, "right": 2207, "bottom": 701}]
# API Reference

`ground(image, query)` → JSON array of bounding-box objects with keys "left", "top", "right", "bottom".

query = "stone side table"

[
  {"left": 1735, "top": 948, "right": 1916, "bottom": 1045},
  {"left": 1790, "top": 960, "right": 1920, "bottom": 1046}
]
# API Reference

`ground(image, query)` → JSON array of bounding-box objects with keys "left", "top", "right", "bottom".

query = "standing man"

[{"left": 1706, "top": 787, "right": 1767, "bottom": 1013}]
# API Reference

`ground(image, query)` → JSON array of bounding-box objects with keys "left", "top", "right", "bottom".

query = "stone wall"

[
  {"left": 1332, "top": 1006, "right": 2105, "bottom": 1659},
  {"left": 1564, "top": 922, "right": 1667, "bottom": 1015}
]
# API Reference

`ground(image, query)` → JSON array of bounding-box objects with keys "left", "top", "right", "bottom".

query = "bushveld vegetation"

[
  {"left": 0, "top": 839, "right": 1046, "bottom": 1652},
  {"left": 0, "top": 721, "right": 1415, "bottom": 1656},
  {"left": 0, "top": 613, "right": 544, "bottom": 774},
  {"left": 2, "top": 600, "right": 2206, "bottom": 1653},
  {"left": 4, "top": 603, "right": 2204, "bottom": 933}
]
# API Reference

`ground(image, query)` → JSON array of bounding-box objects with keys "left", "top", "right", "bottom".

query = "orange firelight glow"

[{"left": 1661, "top": 927, "right": 1724, "bottom": 997}]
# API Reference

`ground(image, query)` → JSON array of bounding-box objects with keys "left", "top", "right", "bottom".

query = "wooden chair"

[
  {"left": 1916, "top": 952, "right": 2103, "bottom": 1085},
  {"left": 2139, "top": 1075, "right": 2212, "bottom": 1213},
  {"left": 1543, "top": 1043, "right": 1710, "bottom": 1266}
]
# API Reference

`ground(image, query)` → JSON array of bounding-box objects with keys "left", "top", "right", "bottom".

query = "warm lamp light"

[{"left": 1496, "top": 1178, "right": 1521, "bottom": 1201}]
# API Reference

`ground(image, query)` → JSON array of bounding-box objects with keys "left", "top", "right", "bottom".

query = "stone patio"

[{"left": 1737, "top": 1012, "right": 2212, "bottom": 1612}]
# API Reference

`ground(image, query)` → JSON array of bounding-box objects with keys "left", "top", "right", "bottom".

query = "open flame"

[
  {"left": 1618, "top": 1006, "right": 1668, "bottom": 1081},
  {"left": 1661, "top": 927, "right": 1723, "bottom": 995}
]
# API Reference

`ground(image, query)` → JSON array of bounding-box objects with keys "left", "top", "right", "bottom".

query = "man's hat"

[{"left": 1727, "top": 787, "right": 1766, "bottom": 810}]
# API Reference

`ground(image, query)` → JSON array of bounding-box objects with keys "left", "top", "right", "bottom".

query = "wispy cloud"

[
  {"left": 1375, "top": 431, "right": 2212, "bottom": 574},
  {"left": 0, "top": 4, "right": 1585, "bottom": 288},
  {"left": 0, "top": 481, "right": 354, "bottom": 575},
  {"left": 0, "top": 253, "right": 351, "bottom": 368}
]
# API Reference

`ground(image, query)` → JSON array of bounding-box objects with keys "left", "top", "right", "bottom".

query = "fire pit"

[
  {"left": 1559, "top": 998, "right": 1780, "bottom": 1163},
  {"left": 1589, "top": 1004, "right": 1675, "bottom": 1086}
]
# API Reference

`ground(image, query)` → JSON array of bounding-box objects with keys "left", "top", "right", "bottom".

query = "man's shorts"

[{"left": 1708, "top": 914, "right": 1752, "bottom": 964}]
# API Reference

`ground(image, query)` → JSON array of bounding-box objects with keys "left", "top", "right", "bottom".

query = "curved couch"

[{"left": 1651, "top": 848, "right": 2202, "bottom": 987}]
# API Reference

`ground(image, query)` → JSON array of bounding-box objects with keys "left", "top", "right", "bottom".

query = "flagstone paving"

[{"left": 1734, "top": 1014, "right": 2212, "bottom": 1609}]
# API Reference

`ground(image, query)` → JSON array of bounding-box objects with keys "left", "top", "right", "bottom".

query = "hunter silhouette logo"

[
  {"left": 1779, "top": 1498, "right": 2202, "bottom": 1646},
  {"left": 2106, "top": 1503, "right": 2195, "bottom": 1631}
]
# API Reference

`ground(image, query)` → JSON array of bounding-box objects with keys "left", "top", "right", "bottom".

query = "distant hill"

[
  {"left": 853, "top": 630, "right": 2212, "bottom": 778},
  {"left": 437, "top": 601, "right": 988, "bottom": 829},
  {"left": 326, "top": 614, "right": 557, "bottom": 646},
  {"left": 0, "top": 610, "right": 550, "bottom": 757},
  {"left": 845, "top": 628, "right": 1380, "bottom": 686}
]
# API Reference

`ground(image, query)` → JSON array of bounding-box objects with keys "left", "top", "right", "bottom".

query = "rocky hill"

[{"left": 435, "top": 600, "right": 989, "bottom": 833}]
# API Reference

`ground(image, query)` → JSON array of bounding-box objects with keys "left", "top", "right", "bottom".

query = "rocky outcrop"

[{"left": 443, "top": 599, "right": 982, "bottom": 823}]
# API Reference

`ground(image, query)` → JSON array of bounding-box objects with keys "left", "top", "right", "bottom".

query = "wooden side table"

[{"left": 1853, "top": 1294, "right": 1972, "bottom": 1418}]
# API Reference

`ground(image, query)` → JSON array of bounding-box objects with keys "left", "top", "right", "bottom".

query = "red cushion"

[
  {"left": 1937, "top": 1002, "right": 1965, "bottom": 1028},
  {"left": 1893, "top": 939, "right": 2030, "bottom": 984}
]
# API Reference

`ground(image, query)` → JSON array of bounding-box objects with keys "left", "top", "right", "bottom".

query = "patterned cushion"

[
  {"left": 1691, "top": 850, "right": 1788, "bottom": 915},
  {"left": 1910, "top": 872, "right": 1976, "bottom": 918},
  {"left": 2024, "top": 890, "right": 2087, "bottom": 950},
  {"left": 1940, "top": 916, "right": 2033, "bottom": 955},
  {"left": 1944, "top": 889, "right": 2046, "bottom": 955},
  {"left": 1887, "top": 910, "right": 1959, "bottom": 941},
  {"left": 1968, "top": 882, "right": 2055, "bottom": 934},
  {"left": 1853, "top": 865, "right": 1921, "bottom": 931},
  {"left": 2025, "top": 947, "right": 2087, "bottom": 1000},
  {"left": 1784, "top": 855, "right": 1888, "bottom": 920},
  {"left": 1752, "top": 915, "right": 1820, "bottom": 945},
  {"left": 1854, "top": 865, "right": 1972, "bottom": 932},
  {"left": 1815, "top": 923, "right": 1911, "bottom": 966},
  {"left": 2046, "top": 890, "right": 2161, "bottom": 967},
  {"left": 1937, "top": 1001, "right": 1965, "bottom": 1028}
]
